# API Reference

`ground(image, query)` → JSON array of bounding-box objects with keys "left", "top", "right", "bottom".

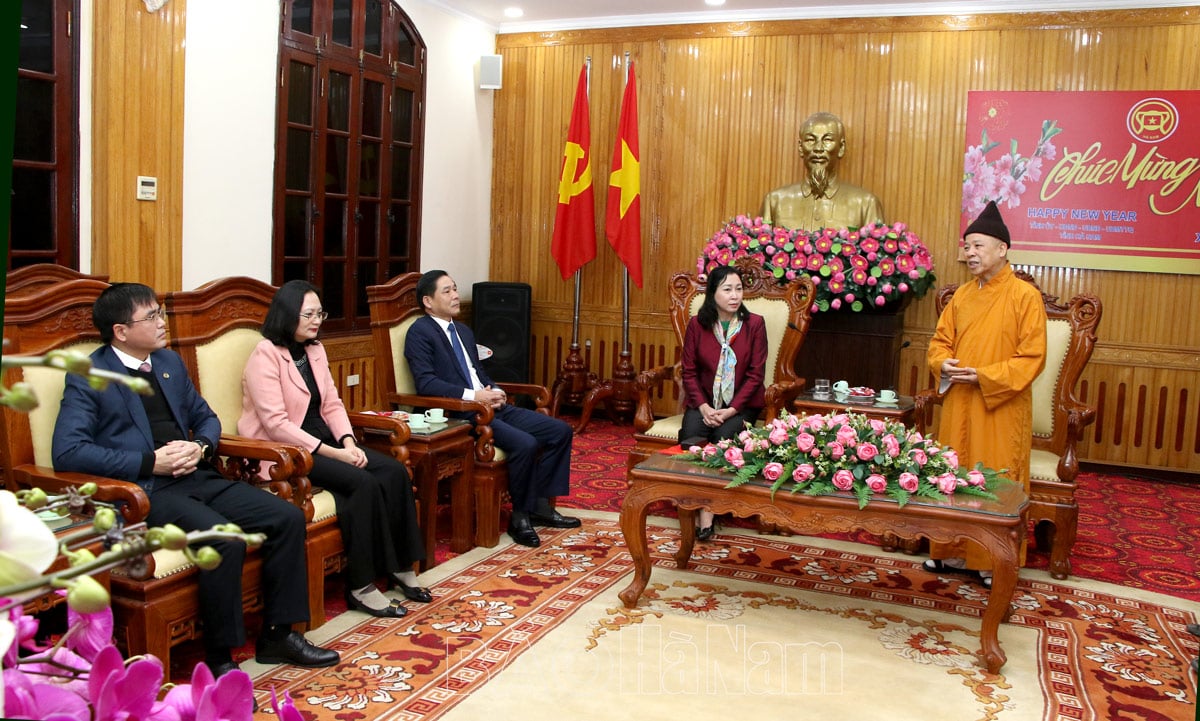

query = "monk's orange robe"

[{"left": 927, "top": 264, "right": 1046, "bottom": 569}]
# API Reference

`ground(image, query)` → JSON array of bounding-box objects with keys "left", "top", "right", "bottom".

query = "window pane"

[
  {"left": 15, "top": 77, "right": 54, "bottom": 162},
  {"left": 358, "top": 201, "right": 379, "bottom": 256},
  {"left": 331, "top": 0, "right": 352, "bottom": 47},
  {"left": 391, "top": 146, "right": 411, "bottom": 200},
  {"left": 396, "top": 26, "right": 416, "bottom": 66},
  {"left": 285, "top": 129, "right": 312, "bottom": 191},
  {"left": 355, "top": 260, "right": 377, "bottom": 317},
  {"left": 389, "top": 203, "right": 410, "bottom": 256},
  {"left": 392, "top": 88, "right": 413, "bottom": 142},
  {"left": 10, "top": 168, "right": 55, "bottom": 251},
  {"left": 19, "top": 2, "right": 54, "bottom": 73},
  {"left": 388, "top": 260, "right": 410, "bottom": 278},
  {"left": 364, "top": 0, "right": 383, "bottom": 56},
  {"left": 359, "top": 141, "right": 380, "bottom": 197},
  {"left": 290, "top": 0, "right": 314, "bottom": 36},
  {"left": 323, "top": 261, "right": 346, "bottom": 318},
  {"left": 326, "top": 71, "right": 350, "bottom": 131},
  {"left": 283, "top": 196, "right": 310, "bottom": 256},
  {"left": 325, "top": 135, "right": 348, "bottom": 193},
  {"left": 363, "top": 80, "right": 383, "bottom": 138},
  {"left": 283, "top": 260, "right": 310, "bottom": 284},
  {"left": 324, "top": 198, "right": 347, "bottom": 255},
  {"left": 287, "top": 61, "right": 313, "bottom": 125}
]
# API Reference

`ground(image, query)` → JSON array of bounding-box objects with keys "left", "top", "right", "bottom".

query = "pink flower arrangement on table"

[
  {"left": 696, "top": 216, "right": 937, "bottom": 313},
  {"left": 679, "top": 410, "right": 1005, "bottom": 509}
]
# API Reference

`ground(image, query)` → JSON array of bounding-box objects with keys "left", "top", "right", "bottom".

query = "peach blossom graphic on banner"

[{"left": 962, "top": 120, "right": 1063, "bottom": 214}]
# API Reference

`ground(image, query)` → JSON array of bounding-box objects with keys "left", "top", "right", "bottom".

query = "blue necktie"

[{"left": 448, "top": 324, "right": 472, "bottom": 385}]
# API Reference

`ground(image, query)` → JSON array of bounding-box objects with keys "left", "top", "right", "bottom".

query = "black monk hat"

[{"left": 963, "top": 200, "right": 1011, "bottom": 247}]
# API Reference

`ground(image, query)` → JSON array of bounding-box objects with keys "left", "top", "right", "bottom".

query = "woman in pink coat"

[{"left": 239, "top": 280, "right": 429, "bottom": 617}]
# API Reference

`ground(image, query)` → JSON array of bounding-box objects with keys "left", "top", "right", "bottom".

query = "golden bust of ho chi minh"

[{"left": 760, "top": 112, "right": 886, "bottom": 232}]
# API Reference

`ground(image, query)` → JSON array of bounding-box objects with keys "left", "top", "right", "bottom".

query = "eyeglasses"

[
  {"left": 299, "top": 310, "right": 329, "bottom": 321},
  {"left": 126, "top": 309, "right": 166, "bottom": 324}
]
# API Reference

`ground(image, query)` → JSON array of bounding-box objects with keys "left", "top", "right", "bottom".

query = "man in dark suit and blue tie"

[
  {"left": 405, "top": 270, "right": 579, "bottom": 547},
  {"left": 52, "top": 282, "right": 339, "bottom": 679}
]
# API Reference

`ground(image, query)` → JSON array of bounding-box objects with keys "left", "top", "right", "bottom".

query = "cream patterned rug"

[{"left": 245, "top": 510, "right": 1199, "bottom": 720}]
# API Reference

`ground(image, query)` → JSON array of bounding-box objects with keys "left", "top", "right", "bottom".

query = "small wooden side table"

[
  {"left": 792, "top": 391, "right": 917, "bottom": 427},
  {"left": 405, "top": 419, "right": 476, "bottom": 570}
]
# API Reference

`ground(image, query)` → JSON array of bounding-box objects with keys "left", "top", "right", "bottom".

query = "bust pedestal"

[{"left": 794, "top": 299, "right": 908, "bottom": 392}]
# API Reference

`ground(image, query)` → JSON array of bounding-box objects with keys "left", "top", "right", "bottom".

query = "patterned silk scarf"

[{"left": 711, "top": 317, "right": 743, "bottom": 409}]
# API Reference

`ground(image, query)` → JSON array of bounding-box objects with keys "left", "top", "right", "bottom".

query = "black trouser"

[
  {"left": 145, "top": 469, "right": 309, "bottom": 650},
  {"left": 309, "top": 446, "right": 424, "bottom": 589}
]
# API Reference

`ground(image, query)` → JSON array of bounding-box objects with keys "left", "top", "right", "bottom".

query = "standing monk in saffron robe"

[{"left": 923, "top": 201, "right": 1047, "bottom": 587}]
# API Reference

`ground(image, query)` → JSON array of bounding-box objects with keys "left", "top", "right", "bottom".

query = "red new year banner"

[{"left": 961, "top": 90, "right": 1200, "bottom": 274}]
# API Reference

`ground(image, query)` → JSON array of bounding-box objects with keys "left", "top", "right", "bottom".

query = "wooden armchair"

[
  {"left": 0, "top": 272, "right": 304, "bottom": 671},
  {"left": 367, "top": 272, "right": 553, "bottom": 548},
  {"left": 164, "top": 276, "right": 414, "bottom": 615},
  {"left": 914, "top": 271, "right": 1101, "bottom": 579},
  {"left": 628, "top": 261, "right": 815, "bottom": 470}
]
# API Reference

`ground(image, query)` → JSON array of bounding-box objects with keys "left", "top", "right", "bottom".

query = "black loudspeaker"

[{"left": 471, "top": 282, "right": 531, "bottom": 384}]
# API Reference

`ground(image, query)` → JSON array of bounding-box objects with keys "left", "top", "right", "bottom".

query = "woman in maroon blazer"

[
  {"left": 679, "top": 265, "right": 768, "bottom": 540},
  {"left": 239, "top": 280, "right": 429, "bottom": 617}
]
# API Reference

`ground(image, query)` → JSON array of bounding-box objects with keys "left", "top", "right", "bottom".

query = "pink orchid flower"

[{"left": 160, "top": 658, "right": 255, "bottom": 721}]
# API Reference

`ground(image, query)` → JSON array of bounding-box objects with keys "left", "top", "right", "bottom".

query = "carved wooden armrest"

[
  {"left": 215, "top": 433, "right": 311, "bottom": 513},
  {"left": 497, "top": 382, "right": 552, "bottom": 413},
  {"left": 911, "top": 388, "right": 944, "bottom": 434},
  {"left": 11, "top": 465, "right": 151, "bottom": 523},
  {"left": 388, "top": 392, "right": 497, "bottom": 462},
  {"left": 764, "top": 378, "right": 805, "bottom": 421},
  {"left": 1056, "top": 399, "right": 1097, "bottom": 484},
  {"left": 633, "top": 363, "right": 680, "bottom": 432},
  {"left": 348, "top": 411, "right": 411, "bottom": 467}
]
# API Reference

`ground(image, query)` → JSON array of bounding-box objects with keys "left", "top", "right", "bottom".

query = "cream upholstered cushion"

[
  {"left": 1026, "top": 318, "right": 1071, "bottom": 485},
  {"left": 644, "top": 415, "right": 684, "bottom": 441},
  {"left": 742, "top": 295, "right": 791, "bottom": 388},
  {"left": 194, "top": 328, "right": 265, "bottom": 433},
  {"left": 388, "top": 317, "right": 421, "bottom": 396},
  {"left": 1031, "top": 318, "right": 1071, "bottom": 438},
  {"left": 1029, "top": 449, "right": 1060, "bottom": 483},
  {"left": 27, "top": 341, "right": 102, "bottom": 467}
]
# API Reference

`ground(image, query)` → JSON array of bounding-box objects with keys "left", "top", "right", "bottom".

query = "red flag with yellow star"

[
  {"left": 551, "top": 65, "right": 597, "bottom": 280},
  {"left": 606, "top": 62, "right": 642, "bottom": 288}
]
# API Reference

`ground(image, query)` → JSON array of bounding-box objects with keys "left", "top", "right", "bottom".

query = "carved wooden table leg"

[{"left": 618, "top": 485, "right": 654, "bottom": 608}]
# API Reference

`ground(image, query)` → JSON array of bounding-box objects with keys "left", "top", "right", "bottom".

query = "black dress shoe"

[
  {"left": 392, "top": 580, "right": 433, "bottom": 603},
  {"left": 255, "top": 631, "right": 340, "bottom": 668},
  {"left": 346, "top": 591, "right": 409, "bottom": 618},
  {"left": 1186, "top": 623, "right": 1200, "bottom": 638},
  {"left": 528, "top": 508, "right": 582, "bottom": 529},
  {"left": 507, "top": 515, "right": 541, "bottom": 547},
  {"left": 696, "top": 524, "right": 716, "bottom": 542}
]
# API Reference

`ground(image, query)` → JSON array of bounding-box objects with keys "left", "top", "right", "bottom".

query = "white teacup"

[
  {"left": 878, "top": 389, "right": 898, "bottom": 403},
  {"left": 407, "top": 415, "right": 428, "bottom": 430},
  {"left": 832, "top": 380, "right": 850, "bottom": 395},
  {"left": 424, "top": 408, "right": 446, "bottom": 423}
]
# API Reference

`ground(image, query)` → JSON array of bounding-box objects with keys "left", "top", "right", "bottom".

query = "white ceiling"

[{"left": 425, "top": 0, "right": 1195, "bottom": 33}]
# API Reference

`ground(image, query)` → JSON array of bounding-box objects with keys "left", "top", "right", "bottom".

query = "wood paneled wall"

[
  {"left": 490, "top": 8, "right": 1200, "bottom": 473},
  {"left": 91, "top": 0, "right": 186, "bottom": 291}
]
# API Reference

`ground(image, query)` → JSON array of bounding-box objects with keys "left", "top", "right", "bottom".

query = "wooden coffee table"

[{"left": 618, "top": 452, "right": 1028, "bottom": 673}]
